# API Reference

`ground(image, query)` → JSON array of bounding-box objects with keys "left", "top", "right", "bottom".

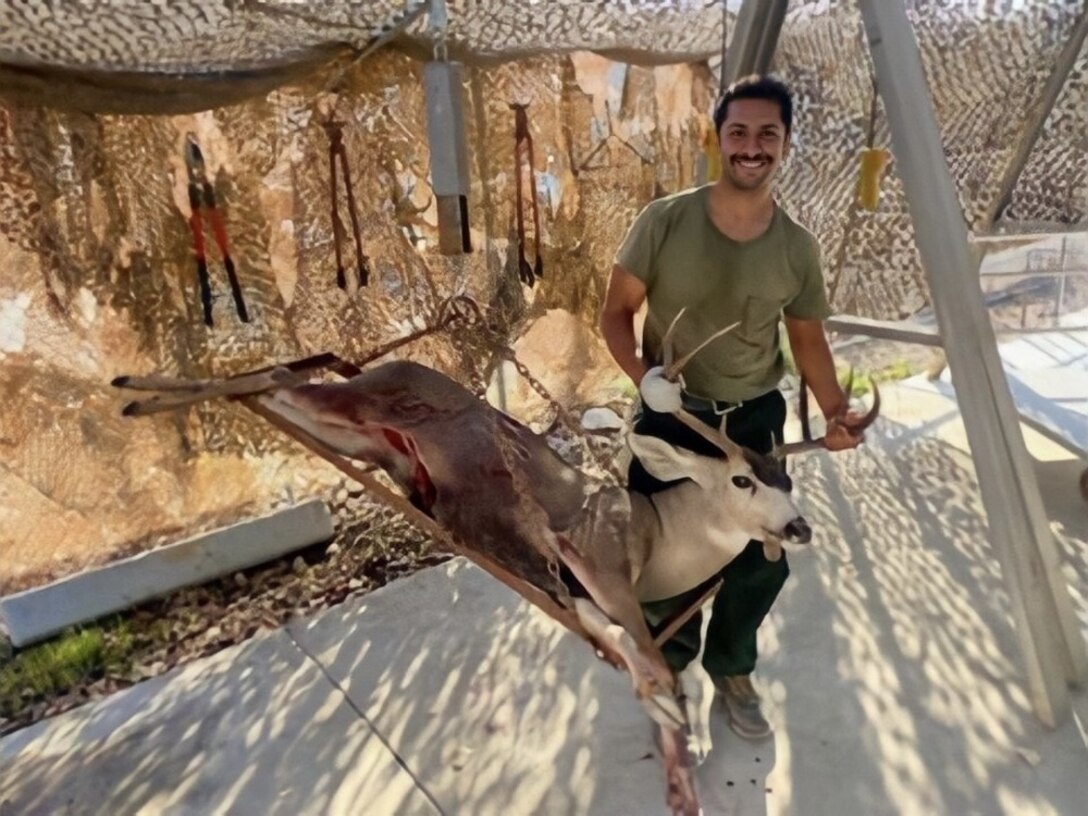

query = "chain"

[
  {"left": 492, "top": 344, "right": 625, "bottom": 485},
  {"left": 354, "top": 295, "right": 482, "bottom": 368}
]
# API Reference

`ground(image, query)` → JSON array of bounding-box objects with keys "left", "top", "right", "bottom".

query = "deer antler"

[
  {"left": 659, "top": 308, "right": 743, "bottom": 458},
  {"left": 662, "top": 308, "right": 740, "bottom": 382},
  {"left": 775, "top": 370, "right": 881, "bottom": 457}
]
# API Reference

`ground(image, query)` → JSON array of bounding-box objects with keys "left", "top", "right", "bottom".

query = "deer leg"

[
  {"left": 115, "top": 367, "right": 304, "bottom": 417},
  {"left": 570, "top": 598, "right": 684, "bottom": 729},
  {"left": 570, "top": 598, "right": 698, "bottom": 816},
  {"left": 551, "top": 490, "right": 683, "bottom": 720},
  {"left": 658, "top": 722, "right": 701, "bottom": 816}
]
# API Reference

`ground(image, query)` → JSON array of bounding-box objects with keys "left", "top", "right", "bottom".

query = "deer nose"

[{"left": 783, "top": 517, "right": 812, "bottom": 544}]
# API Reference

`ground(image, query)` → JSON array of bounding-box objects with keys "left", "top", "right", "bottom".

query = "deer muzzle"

[{"left": 782, "top": 517, "right": 812, "bottom": 545}]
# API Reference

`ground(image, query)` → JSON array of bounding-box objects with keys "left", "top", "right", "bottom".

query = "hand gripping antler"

[
  {"left": 659, "top": 308, "right": 747, "bottom": 458},
  {"left": 774, "top": 370, "right": 881, "bottom": 457}
]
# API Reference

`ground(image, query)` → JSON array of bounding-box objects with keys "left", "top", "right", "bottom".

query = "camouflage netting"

[{"left": 1, "top": 0, "right": 1085, "bottom": 590}]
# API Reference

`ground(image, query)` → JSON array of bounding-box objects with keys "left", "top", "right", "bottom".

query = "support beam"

[
  {"left": 721, "top": 0, "right": 789, "bottom": 87},
  {"left": 825, "top": 315, "right": 941, "bottom": 347},
  {"left": 985, "top": 5, "right": 1088, "bottom": 230},
  {"left": 859, "top": 0, "right": 1087, "bottom": 727}
]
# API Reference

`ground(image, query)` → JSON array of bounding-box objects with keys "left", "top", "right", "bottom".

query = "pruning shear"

[{"left": 185, "top": 133, "right": 250, "bottom": 326}]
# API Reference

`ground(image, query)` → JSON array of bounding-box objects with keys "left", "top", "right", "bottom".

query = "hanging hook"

[{"left": 429, "top": 0, "right": 450, "bottom": 62}]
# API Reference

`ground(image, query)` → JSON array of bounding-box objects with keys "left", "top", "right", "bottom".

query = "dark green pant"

[{"left": 629, "top": 390, "right": 789, "bottom": 677}]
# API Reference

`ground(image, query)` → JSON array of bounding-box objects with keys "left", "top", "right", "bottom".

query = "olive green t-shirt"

[{"left": 615, "top": 185, "right": 831, "bottom": 403}]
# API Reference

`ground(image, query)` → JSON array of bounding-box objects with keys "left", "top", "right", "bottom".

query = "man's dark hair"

[{"left": 713, "top": 74, "right": 794, "bottom": 135}]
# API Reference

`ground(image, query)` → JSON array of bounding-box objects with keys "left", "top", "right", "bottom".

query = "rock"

[
  {"left": 233, "top": 572, "right": 248, "bottom": 586},
  {"left": 292, "top": 556, "right": 307, "bottom": 575},
  {"left": 348, "top": 578, "right": 364, "bottom": 591},
  {"left": 326, "top": 542, "right": 341, "bottom": 556},
  {"left": 581, "top": 406, "right": 624, "bottom": 431}
]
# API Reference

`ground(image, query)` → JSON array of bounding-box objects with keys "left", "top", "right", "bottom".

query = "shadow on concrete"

[
  {"left": 285, "top": 559, "right": 668, "bottom": 816},
  {"left": 2, "top": 412, "right": 1085, "bottom": 816},
  {"left": 758, "top": 415, "right": 1088, "bottom": 815},
  {"left": 0, "top": 626, "right": 438, "bottom": 815}
]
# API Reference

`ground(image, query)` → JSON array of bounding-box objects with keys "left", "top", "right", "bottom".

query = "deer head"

[{"left": 640, "top": 307, "right": 880, "bottom": 572}]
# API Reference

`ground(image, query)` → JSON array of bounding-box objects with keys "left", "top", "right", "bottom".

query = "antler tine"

[
  {"left": 840, "top": 378, "right": 881, "bottom": 433},
  {"left": 672, "top": 408, "right": 737, "bottom": 458},
  {"left": 664, "top": 320, "right": 740, "bottom": 381},
  {"left": 717, "top": 412, "right": 744, "bottom": 459},
  {"left": 660, "top": 308, "right": 687, "bottom": 374},
  {"left": 776, "top": 379, "right": 882, "bottom": 457}
]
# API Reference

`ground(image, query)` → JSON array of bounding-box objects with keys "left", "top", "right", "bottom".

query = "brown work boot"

[{"left": 712, "top": 674, "right": 772, "bottom": 740}]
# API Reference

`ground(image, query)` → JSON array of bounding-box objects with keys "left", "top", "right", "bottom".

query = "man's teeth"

[{"left": 736, "top": 159, "right": 766, "bottom": 167}]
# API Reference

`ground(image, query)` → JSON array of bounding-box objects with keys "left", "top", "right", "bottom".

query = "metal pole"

[
  {"left": 721, "top": 0, "right": 790, "bottom": 87},
  {"left": 984, "top": 3, "right": 1088, "bottom": 229},
  {"left": 858, "top": 0, "right": 1087, "bottom": 727}
]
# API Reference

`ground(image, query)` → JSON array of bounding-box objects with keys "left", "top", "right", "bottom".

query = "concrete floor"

[{"left": 1, "top": 381, "right": 1086, "bottom": 815}]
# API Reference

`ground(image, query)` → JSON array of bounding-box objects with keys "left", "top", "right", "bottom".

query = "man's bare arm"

[
  {"left": 599, "top": 264, "right": 649, "bottom": 386},
  {"left": 785, "top": 316, "right": 865, "bottom": 450},
  {"left": 784, "top": 317, "right": 844, "bottom": 418}
]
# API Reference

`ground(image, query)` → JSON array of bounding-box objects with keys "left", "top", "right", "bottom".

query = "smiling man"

[{"left": 599, "top": 74, "right": 865, "bottom": 740}]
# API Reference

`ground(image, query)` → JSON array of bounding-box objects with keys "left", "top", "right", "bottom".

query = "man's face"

[{"left": 718, "top": 98, "right": 790, "bottom": 192}]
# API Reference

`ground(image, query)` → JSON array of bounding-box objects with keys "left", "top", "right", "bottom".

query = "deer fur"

[{"left": 114, "top": 357, "right": 821, "bottom": 816}]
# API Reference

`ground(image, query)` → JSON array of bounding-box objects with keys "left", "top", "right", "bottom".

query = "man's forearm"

[
  {"left": 789, "top": 329, "right": 847, "bottom": 419},
  {"left": 600, "top": 309, "right": 648, "bottom": 386}
]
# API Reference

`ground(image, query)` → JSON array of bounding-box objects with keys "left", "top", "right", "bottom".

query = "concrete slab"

[
  {"left": 0, "top": 629, "right": 438, "bottom": 816},
  {"left": 1, "top": 381, "right": 1085, "bottom": 816},
  {"left": 0, "top": 500, "right": 335, "bottom": 647},
  {"left": 286, "top": 559, "right": 670, "bottom": 816},
  {"left": 754, "top": 389, "right": 1088, "bottom": 816}
]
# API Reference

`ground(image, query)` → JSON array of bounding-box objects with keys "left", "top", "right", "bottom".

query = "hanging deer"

[{"left": 112, "top": 307, "right": 878, "bottom": 816}]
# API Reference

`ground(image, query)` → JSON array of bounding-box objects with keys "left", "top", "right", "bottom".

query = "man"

[{"left": 599, "top": 74, "right": 865, "bottom": 740}]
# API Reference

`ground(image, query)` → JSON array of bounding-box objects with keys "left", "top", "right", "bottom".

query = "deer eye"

[{"left": 732, "top": 475, "right": 753, "bottom": 490}]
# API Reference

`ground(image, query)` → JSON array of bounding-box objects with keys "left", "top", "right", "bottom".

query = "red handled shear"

[{"left": 185, "top": 133, "right": 249, "bottom": 326}]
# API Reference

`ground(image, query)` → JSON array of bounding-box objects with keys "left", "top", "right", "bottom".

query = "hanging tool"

[
  {"left": 184, "top": 133, "right": 249, "bottom": 326},
  {"left": 322, "top": 120, "right": 370, "bottom": 290},
  {"left": 510, "top": 102, "right": 543, "bottom": 287},
  {"left": 423, "top": 0, "right": 473, "bottom": 255}
]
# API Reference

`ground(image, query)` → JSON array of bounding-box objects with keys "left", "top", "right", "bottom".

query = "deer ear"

[{"left": 628, "top": 434, "right": 709, "bottom": 487}]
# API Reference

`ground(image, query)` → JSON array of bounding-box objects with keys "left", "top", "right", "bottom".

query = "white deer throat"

[{"left": 634, "top": 492, "right": 753, "bottom": 602}]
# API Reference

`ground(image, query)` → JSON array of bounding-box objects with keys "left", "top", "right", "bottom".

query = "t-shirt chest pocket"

[{"left": 734, "top": 280, "right": 795, "bottom": 345}]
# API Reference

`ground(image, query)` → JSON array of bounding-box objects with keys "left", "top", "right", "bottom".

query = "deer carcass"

[{"left": 113, "top": 349, "right": 878, "bottom": 816}]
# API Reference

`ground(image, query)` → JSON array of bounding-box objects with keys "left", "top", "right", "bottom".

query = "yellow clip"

[{"left": 858, "top": 147, "right": 890, "bottom": 211}]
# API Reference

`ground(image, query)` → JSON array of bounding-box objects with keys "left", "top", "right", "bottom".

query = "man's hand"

[
  {"left": 640, "top": 366, "right": 683, "bottom": 413},
  {"left": 823, "top": 408, "right": 868, "bottom": 451}
]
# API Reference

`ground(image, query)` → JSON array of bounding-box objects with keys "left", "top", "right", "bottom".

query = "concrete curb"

[{"left": 0, "top": 500, "right": 335, "bottom": 648}]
